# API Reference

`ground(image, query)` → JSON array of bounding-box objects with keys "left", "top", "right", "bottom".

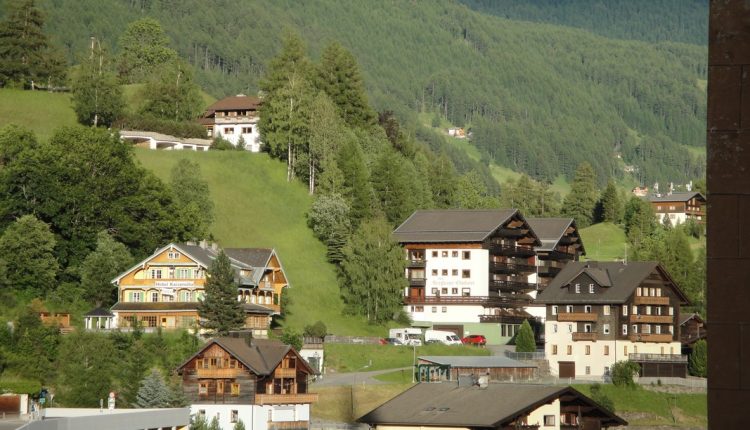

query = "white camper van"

[
  {"left": 388, "top": 328, "right": 423, "bottom": 346},
  {"left": 425, "top": 329, "right": 462, "bottom": 345}
]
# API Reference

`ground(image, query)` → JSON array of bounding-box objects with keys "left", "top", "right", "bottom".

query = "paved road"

[
  {"left": 0, "top": 418, "right": 26, "bottom": 430},
  {"left": 312, "top": 367, "right": 412, "bottom": 387}
]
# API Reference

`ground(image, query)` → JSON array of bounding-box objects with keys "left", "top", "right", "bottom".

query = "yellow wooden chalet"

[{"left": 105, "top": 241, "right": 289, "bottom": 334}]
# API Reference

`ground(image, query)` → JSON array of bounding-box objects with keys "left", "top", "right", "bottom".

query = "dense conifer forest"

[{"left": 16, "top": 0, "right": 708, "bottom": 186}]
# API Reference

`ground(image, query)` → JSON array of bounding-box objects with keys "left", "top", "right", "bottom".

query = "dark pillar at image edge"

[{"left": 707, "top": 1, "right": 750, "bottom": 427}]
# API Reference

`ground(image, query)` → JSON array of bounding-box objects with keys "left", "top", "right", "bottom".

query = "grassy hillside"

[
  {"left": 134, "top": 149, "right": 381, "bottom": 336},
  {"left": 0, "top": 89, "right": 76, "bottom": 141},
  {"left": 579, "top": 222, "right": 628, "bottom": 261}
]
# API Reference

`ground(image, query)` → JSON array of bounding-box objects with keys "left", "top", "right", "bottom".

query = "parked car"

[
  {"left": 425, "top": 329, "right": 462, "bottom": 345},
  {"left": 380, "top": 337, "right": 405, "bottom": 346},
  {"left": 462, "top": 334, "right": 487, "bottom": 346}
]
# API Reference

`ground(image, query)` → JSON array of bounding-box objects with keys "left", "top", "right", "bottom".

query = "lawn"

[
  {"left": 579, "top": 222, "right": 627, "bottom": 261},
  {"left": 134, "top": 149, "right": 380, "bottom": 335},
  {"left": 310, "top": 384, "right": 412, "bottom": 422},
  {"left": 0, "top": 88, "right": 77, "bottom": 142},
  {"left": 323, "top": 343, "right": 490, "bottom": 373},
  {"left": 574, "top": 384, "right": 707, "bottom": 428}
]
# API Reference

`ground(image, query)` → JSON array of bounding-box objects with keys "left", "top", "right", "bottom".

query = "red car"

[{"left": 462, "top": 334, "right": 487, "bottom": 346}]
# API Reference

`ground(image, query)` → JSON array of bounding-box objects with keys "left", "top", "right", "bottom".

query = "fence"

[
  {"left": 504, "top": 350, "right": 546, "bottom": 361},
  {"left": 324, "top": 335, "right": 381, "bottom": 345}
]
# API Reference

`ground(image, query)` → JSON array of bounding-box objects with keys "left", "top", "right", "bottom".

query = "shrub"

[
  {"left": 514, "top": 320, "right": 536, "bottom": 353},
  {"left": 210, "top": 136, "right": 235, "bottom": 150},
  {"left": 589, "top": 383, "right": 615, "bottom": 413},
  {"left": 280, "top": 328, "right": 303, "bottom": 351},
  {"left": 689, "top": 339, "right": 707, "bottom": 377},
  {"left": 303, "top": 321, "right": 327, "bottom": 339},
  {"left": 611, "top": 360, "right": 640, "bottom": 388}
]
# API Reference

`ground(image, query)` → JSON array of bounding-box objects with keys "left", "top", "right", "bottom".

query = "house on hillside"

[
  {"left": 176, "top": 333, "right": 317, "bottom": 430},
  {"left": 90, "top": 241, "right": 288, "bottom": 335},
  {"left": 199, "top": 95, "right": 263, "bottom": 152},
  {"left": 393, "top": 209, "right": 541, "bottom": 344},
  {"left": 647, "top": 192, "right": 706, "bottom": 225},
  {"left": 536, "top": 261, "right": 691, "bottom": 379},
  {"left": 358, "top": 380, "right": 626, "bottom": 429}
]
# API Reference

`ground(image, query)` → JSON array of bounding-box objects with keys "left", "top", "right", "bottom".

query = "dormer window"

[
  {"left": 574, "top": 283, "right": 581, "bottom": 293},
  {"left": 589, "top": 284, "right": 594, "bottom": 294}
]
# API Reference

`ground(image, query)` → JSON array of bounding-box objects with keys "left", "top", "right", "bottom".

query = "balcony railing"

[
  {"left": 490, "top": 244, "right": 535, "bottom": 257},
  {"left": 489, "top": 279, "right": 534, "bottom": 292},
  {"left": 537, "top": 265, "right": 563, "bottom": 276},
  {"left": 634, "top": 296, "right": 670, "bottom": 305},
  {"left": 489, "top": 261, "right": 536, "bottom": 274},
  {"left": 628, "top": 353, "right": 688, "bottom": 363},
  {"left": 407, "top": 259, "right": 426, "bottom": 268},
  {"left": 196, "top": 368, "right": 242, "bottom": 378},
  {"left": 255, "top": 393, "right": 319, "bottom": 405},
  {"left": 628, "top": 334, "right": 673, "bottom": 343},
  {"left": 557, "top": 312, "right": 598, "bottom": 322},
  {"left": 572, "top": 332, "right": 598, "bottom": 341},
  {"left": 408, "top": 277, "right": 426, "bottom": 287},
  {"left": 274, "top": 367, "right": 297, "bottom": 378},
  {"left": 403, "top": 295, "right": 518, "bottom": 307},
  {"left": 629, "top": 314, "right": 673, "bottom": 324}
]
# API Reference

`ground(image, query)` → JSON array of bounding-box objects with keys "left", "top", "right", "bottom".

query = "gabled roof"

[
  {"left": 419, "top": 356, "right": 536, "bottom": 369},
  {"left": 206, "top": 95, "right": 261, "bottom": 112},
  {"left": 527, "top": 217, "right": 586, "bottom": 255},
  {"left": 176, "top": 336, "right": 314, "bottom": 376},
  {"left": 357, "top": 383, "right": 626, "bottom": 428},
  {"left": 84, "top": 307, "right": 114, "bottom": 317},
  {"left": 648, "top": 192, "right": 706, "bottom": 203},
  {"left": 535, "top": 261, "right": 690, "bottom": 305},
  {"left": 680, "top": 312, "right": 705, "bottom": 326},
  {"left": 393, "top": 209, "right": 540, "bottom": 245}
]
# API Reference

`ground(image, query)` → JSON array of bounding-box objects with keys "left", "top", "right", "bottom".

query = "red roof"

[{"left": 206, "top": 95, "right": 261, "bottom": 112}]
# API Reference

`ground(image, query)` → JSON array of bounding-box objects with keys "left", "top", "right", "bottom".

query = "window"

[
  {"left": 132, "top": 291, "right": 142, "bottom": 302},
  {"left": 622, "top": 324, "right": 628, "bottom": 335},
  {"left": 452, "top": 251, "right": 459, "bottom": 257},
  {"left": 669, "top": 325, "right": 674, "bottom": 334},
  {"left": 566, "top": 305, "right": 573, "bottom": 313},
  {"left": 656, "top": 288, "right": 662, "bottom": 296},
  {"left": 646, "top": 305, "right": 652, "bottom": 315},
  {"left": 552, "top": 345, "right": 558, "bottom": 355},
  {"left": 441, "top": 288, "right": 448, "bottom": 294},
  {"left": 442, "top": 269, "right": 448, "bottom": 276},
  {"left": 589, "top": 284, "right": 595, "bottom": 293},
  {"left": 655, "top": 325, "right": 662, "bottom": 334},
  {"left": 568, "top": 324, "right": 573, "bottom": 333},
  {"left": 604, "top": 345, "right": 610, "bottom": 356},
  {"left": 231, "top": 410, "right": 239, "bottom": 423},
  {"left": 634, "top": 345, "right": 638, "bottom": 354},
  {"left": 462, "top": 288, "right": 470, "bottom": 296},
  {"left": 452, "top": 269, "right": 458, "bottom": 276},
  {"left": 442, "top": 251, "right": 449, "bottom": 257},
  {"left": 650, "top": 287, "right": 657, "bottom": 296},
  {"left": 584, "top": 324, "right": 592, "bottom": 333},
  {"left": 198, "top": 410, "right": 206, "bottom": 417},
  {"left": 655, "top": 306, "right": 662, "bottom": 315},
  {"left": 575, "top": 283, "right": 581, "bottom": 293},
  {"left": 231, "top": 383, "right": 240, "bottom": 396},
  {"left": 150, "top": 269, "right": 162, "bottom": 279},
  {"left": 585, "top": 366, "right": 591, "bottom": 375},
  {"left": 622, "top": 305, "right": 628, "bottom": 316},
  {"left": 431, "top": 307, "right": 437, "bottom": 313},
  {"left": 441, "top": 307, "right": 447, "bottom": 313},
  {"left": 462, "top": 251, "right": 471, "bottom": 260},
  {"left": 242, "top": 127, "right": 252, "bottom": 134},
  {"left": 432, "top": 269, "right": 438, "bottom": 276},
  {"left": 585, "top": 345, "right": 591, "bottom": 355},
  {"left": 168, "top": 251, "right": 180, "bottom": 259},
  {"left": 624, "top": 345, "right": 628, "bottom": 355},
  {"left": 451, "top": 288, "right": 458, "bottom": 294},
  {"left": 584, "top": 305, "right": 592, "bottom": 313},
  {"left": 432, "top": 251, "right": 438, "bottom": 258},
  {"left": 636, "top": 287, "right": 642, "bottom": 296},
  {"left": 544, "top": 415, "right": 555, "bottom": 426},
  {"left": 642, "top": 324, "right": 651, "bottom": 334},
  {"left": 217, "top": 380, "right": 225, "bottom": 394},
  {"left": 632, "top": 324, "right": 638, "bottom": 334},
  {"left": 415, "top": 306, "right": 424, "bottom": 312},
  {"left": 669, "top": 306, "right": 674, "bottom": 316},
  {"left": 462, "top": 270, "right": 471, "bottom": 278},
  {"left": 603, "top": 324, "right": 610, "bottom": 335},
  {"left": 632, "top": 305, "right": 638, "bottom": 315},
  {"left": 552, "top": 305, "right": 558, "bottom": 315},
  {"left": 567, "top": 345, "right": 572, "bottom": 355},
  {"left": 432, "top": 288, "right": 439, "bottom": 294},
  {"left": 199, "top": 382, "right": 209, "bottom": 396},
  {"left": 151, "top": 292, "right": 159, "bottom": 302},
  {"left": 552, "top": 324, "right": 558, "bottom": 333},
  {"left": 603, "top": 305, "right": 610, "bottom": 315},
  {"left": 225, "top": 127, "right": 235, "bottom": 135}
]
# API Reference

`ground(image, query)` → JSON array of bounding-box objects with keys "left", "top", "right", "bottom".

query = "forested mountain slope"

[
  {"left": 34, "top": 0, "right": 706, "bottom": 185},
  {"left": 458, "top": 0, "right": 709, "bottom": 45}
]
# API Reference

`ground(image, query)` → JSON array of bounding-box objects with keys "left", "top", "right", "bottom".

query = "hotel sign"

[{"left": 154, "top": 281, "right": 195, "bottom": 288}]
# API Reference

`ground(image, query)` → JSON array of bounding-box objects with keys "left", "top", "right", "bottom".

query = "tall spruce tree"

[
  {"left": 120, "top": 340, "right": 148, "bottom": 407},
  {"left": 336, "top": 139, "right": 373, "bottom": 225},
  {"left": 562, "top": 162, "right": 599, "bottom": 228},
  {"left": 515, "top": 320, "right": 536, "bottom": 353},
  {"left": 308, "top": 91, "right": 347, "bottom": 194},
  {"left": 199, "top": 250, "right": 245, "bottom": 335},
  {"left": 599, "top": 179, "right": 623, "bottom": 223},
  {"left": 340, "top": 217, "right": 407, "bottom": 323},
  {"left": 317, "top": 41, "right": 376, "bottom": 129},
  {"left": 71, "top": 42, "right": 124, "bottom": 127}
]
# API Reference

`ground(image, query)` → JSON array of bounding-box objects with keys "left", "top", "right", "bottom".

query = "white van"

[
  {"left": 388, "top": 328, "right": 423, "bottom": 346},
  {"left": 425, "top": 329, "right": 462, "bottom": 345}
]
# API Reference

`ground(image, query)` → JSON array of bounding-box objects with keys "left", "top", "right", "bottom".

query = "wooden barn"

[{"left": 417, "top": 355, "right": 537, "bottom": 382}]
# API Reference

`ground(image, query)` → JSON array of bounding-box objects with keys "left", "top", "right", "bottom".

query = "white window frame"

[
  {"left": 552, "top": 305, "right": 558, "bottom": 315},
  {"left": 622, "top": 305, "right": 628, "bottom": 316},
  {"left": 589, "top": 283, "right": 595, "bottom": 293},
  {"left": 575, "top": 283, "right": 581, "bottom": 293},
  {"left": 603, "top": 324, "right": 610, "bottom": 335},
  {"left": 603, "top": 305, "right": 610, "bottom": 315},
  {"left": 622, "top": 324, "right": 628, "bottom": 335}
]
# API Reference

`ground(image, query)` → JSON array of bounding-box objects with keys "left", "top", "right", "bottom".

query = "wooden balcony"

[
  {"left": 557, "top": 312, "right": 598, "bottom": 322},
  {"left": 628, "top": 334, "right": 673, "bottom": 343},
  {"left": 489, "top": 261, "right": 536, "bottom": 274},
  {"left": 629, "top": 353, "right": 687, "bottom": 363},
  {"left": 274, "top": 367, "right": 296, "bottom": 378},
  {"left": 408, "top": 277, "right": 426, "bottom": 287},
  {"left": 255, "top": 393, "right": 318, "bottom": 405},
  {"left": 634, "top": 296, "right": 670, "bottom": 305},
  {"left": 572, "top": 332, "right": 598, "bottom": 341},
  {"left": 404, "top": 295, "right": 517, "bottom": 307},
  {"left": 489, "top": 279, "right": 534, "bottom": 292},
  {"left": 490, "top": 244, "right": 535, "bottom": 257},
  {"left": 196, "top": 367, "right": 242, "bottom": 378},
  {"left": 629, "top": 314, "right": 673, "bottom": 324},
  {"left": 407, "top": 259, "right": 426, "bottom": 268}
]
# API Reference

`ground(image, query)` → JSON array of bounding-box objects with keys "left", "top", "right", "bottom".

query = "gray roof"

[
  {"left": 393, "top": 209, "right": 538, "bottom": 244},
  {"left": 535, "top": 261, "right": 690, "bottom": 305},
  {"left": 84, "top": 307, "right": 114, "bottom": 317},
  {"left": 357, "top": 382, "right": 626, "bottom": 428},
  {"left": 527, "top": 217, "right": 585, "bottom": 255},
  {"left": 419, "top": 356, "right": 536, "bottom": 368},
  {"left": 648, "top": 192, "right": 706, "bottom": 203}
]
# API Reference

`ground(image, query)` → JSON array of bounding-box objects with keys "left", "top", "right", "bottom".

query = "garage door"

[
  {"left": 433, "top": 325, "right": 464, "bottom": 338},
  {"left": 0, "top": 395, "right": 20, "bottom": 413},
  {"left": 559, "top": 361, "right": 575, "bottom": 379}
]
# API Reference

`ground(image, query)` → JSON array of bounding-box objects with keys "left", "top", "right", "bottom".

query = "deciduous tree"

[
  {"left": 140, "top": 61, "right": 204, "bottom": 121},
  {"left": 71, "top": 43, "right": 124, "bottom": 127},
  {"left": 117, "top": 17, "right": 178, "bottom": 83},
  {"left": 0, "top": 214, "right": 58, "bottom": 293},
  {"left": 170, "top": 159, "right": 214, "bottom": 239},
  {"left": 80, "top": 231, "right": 133, "bottom": 306},
  {"left": 57, "top": 331, "right": 117, "bottom": 406}
]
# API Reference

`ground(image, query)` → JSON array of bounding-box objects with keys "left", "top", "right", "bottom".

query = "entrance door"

[
  {"left": 434, "top": 325, "right": 464, "bottom": 338},
  {"left": 559, "top": 361, "right": 575, "bottom": 378},
  {"left": 161, "top": 316, "right": 175, "bottom": 329}
]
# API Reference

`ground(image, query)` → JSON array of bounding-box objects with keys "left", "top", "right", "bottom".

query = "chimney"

[
  {"left": 211, "top": 242, "right": 219, "bottom": 251},
  {"left": 199, "top": 239, "right": 208, "bottom": 249}
]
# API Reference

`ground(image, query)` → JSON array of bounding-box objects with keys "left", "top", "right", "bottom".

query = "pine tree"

[
  {"left": 233, "top": 419, "right": 247, "bottom": 430},
  {"left": 135, "top": 369, "right": 172, "bottom": 408},
  {"left": 71, "top": 42, "right": 124, "bottom": 127},
  {"left": 599, "top": 179, "right": 622, "bottom": 223},
  {"left": 371, "top": 150, "right": 417, "bottom": 224},
  {"left": 455, "top": 170, "right": 497, "bottom": 209},
  {"left": 199, "top": 250, "right": 245, "bottom": 335},
  {"left": 514, "top": 320, "right": 536, "bottom": 353},
  {"left": 120, "top": 340, "right": 148, "bottom": 407},
  {"left": 337, "top": 139, "right": 373, "bottom": 225},
  {"left": 208, "top": 417, "right": 221, "bottom": 430},
  {"left": 562, "top": 162, "right": 598, "bottom": 228},
  {"left": 317, "top": 41, "right": 376, "bottom": 129},
  {"left": 689, "top": 339, "right": 707, "bottom": 377}
]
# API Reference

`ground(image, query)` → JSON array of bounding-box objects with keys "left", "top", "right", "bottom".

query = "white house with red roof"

[{"left": 200, "top": 94, "right": 263, "bottom": 152}]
